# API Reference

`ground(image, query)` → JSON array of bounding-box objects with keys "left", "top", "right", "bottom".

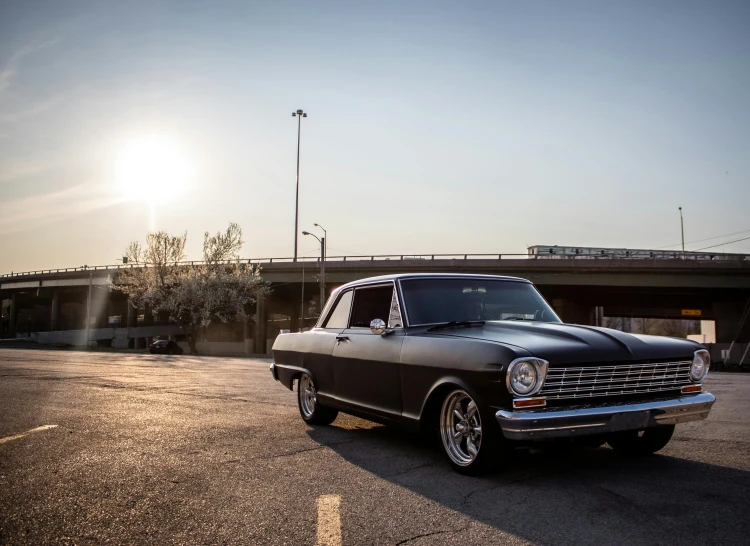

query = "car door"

[
  {"left": 295, "top": 289, "right": 353, "bottom": 406},
  {"left": 330, "top": 283, "right": 404, "bottom": 420}
]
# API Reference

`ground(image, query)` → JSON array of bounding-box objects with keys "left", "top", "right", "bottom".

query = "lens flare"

[{"left": 114, "top": 135, "right": 192, "bottom": 201}]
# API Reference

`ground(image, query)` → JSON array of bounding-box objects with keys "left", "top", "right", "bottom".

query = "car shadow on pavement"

[{"left": 307, "top": 422, "right": 750, "bottom": 545}]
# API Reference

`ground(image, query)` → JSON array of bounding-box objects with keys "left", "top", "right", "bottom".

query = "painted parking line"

[
  {"left": 0, "top": 425, "right": 58, "bottom": 445},
  {"left": 317, "top": 494, "right": 342, "bottom": 546}
]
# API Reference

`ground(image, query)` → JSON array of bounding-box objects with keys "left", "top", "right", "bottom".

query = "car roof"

[{"left": 335, "top": 273, "right": 531, "bottom": 292}]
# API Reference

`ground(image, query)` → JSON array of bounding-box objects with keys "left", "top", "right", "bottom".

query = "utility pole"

[
  {"left": 300, "top": 263, "right": 305, "bottom": 332},
  {"left": 313, "top": 223, "right": 327, "bottom": 309},
  {"left": 319, "top": 237, "right": 326, "bottom": 309},
  {"left": 291, "top": 109, "right": 308, "bottom": 262},
  {"left": 302, "top": 229, "right": 326, "bottom": 314},
  {"left": 679, "top": 207, "right": 685, "bottom": 258},
  {"left": 84, "top": 271, "right": 92, "bottom": 348}
]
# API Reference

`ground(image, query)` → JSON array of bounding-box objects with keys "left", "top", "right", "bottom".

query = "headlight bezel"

[
  {"left": 690, "top": 349, "right": 710, "bottom": 383},
  {"left": 506, "top": 357, "right": 549, "bottom": 397}
]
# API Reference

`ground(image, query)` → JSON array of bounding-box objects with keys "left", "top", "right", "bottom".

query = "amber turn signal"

[
  {"left": 682, "top": 385, "right": 702, "bottom": 394},
  {"left": 513, "top": 397, "right": 547, "bottom": 409}
]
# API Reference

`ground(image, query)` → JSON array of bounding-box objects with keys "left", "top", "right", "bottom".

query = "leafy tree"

[{"left": 116, "top": 223, "right": 269, "bottom": 353}]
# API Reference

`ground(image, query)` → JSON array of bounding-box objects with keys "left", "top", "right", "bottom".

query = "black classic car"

[
  {"left": 270, "top": 274, "right": 715, "bottom": 474},
  {"left": 149, "top": 339, "right": 184, "bottom": 355}
]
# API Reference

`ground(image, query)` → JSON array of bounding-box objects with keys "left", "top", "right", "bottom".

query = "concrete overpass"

[{"left": 2, "top": 252, "right": 750, "bottom": 355}]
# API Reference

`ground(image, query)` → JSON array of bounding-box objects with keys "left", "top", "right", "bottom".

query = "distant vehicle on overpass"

[{"left": 529, "top": 245, "right": 750, "bottom": 261}]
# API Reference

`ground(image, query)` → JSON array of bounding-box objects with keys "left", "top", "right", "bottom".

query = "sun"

[{"left": 114, "top": 135, "right": 192, "bottom": 201}]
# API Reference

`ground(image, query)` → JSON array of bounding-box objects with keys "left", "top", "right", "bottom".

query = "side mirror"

[{"left": 370, "top": 318, "right": 386, "bottom": 335}]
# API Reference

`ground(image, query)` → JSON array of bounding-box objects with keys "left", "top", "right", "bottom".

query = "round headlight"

[
  {"left": 506, "top": 358, "right": 548, "bottom": 396},
  {"left": 511, "top": 361, "right": 537, "bottom": 394},
  {"left": 690, "top": 350, "right": 710, "bottom": 382}
]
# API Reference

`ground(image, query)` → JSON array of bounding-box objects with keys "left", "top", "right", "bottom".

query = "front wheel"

[
  {"left": 607, "top": 425, "right": 675, "bottom": 456},
  {"left": 439, "top": 389, "right": 501, "bottom": 475},
  {"left": 297, "top": 373, "right": 338, "bottom": 425}
]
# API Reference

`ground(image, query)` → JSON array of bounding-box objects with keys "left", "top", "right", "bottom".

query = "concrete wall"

[
  {"left": 28, "top": 325, "right": 188, "bottom": 347},
  {"left": 705, "top": 343, "right": 750, "bottom": 367}
]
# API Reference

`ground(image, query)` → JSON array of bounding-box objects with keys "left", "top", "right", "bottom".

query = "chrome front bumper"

[{"left": 495, "top": 392, "right": 715, "bottom": 440}]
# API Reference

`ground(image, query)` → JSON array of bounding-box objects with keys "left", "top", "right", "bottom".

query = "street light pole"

[
  {"left": 313, "top": 223, "right": 327, "bottom": 306},
  {"left": 679, "top": 206, "right": 685, "bottom": 258},
  {"left": 302, "top": 231, "right": 325, "bottom": 313},
  {"left": 291, "top": 109, "right": 308, "bottom": 262},
  {"left": 313, "top": 223, "right": 327, "bottom": 260}
]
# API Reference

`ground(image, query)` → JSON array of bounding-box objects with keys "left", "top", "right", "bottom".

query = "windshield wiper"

[{"left": 427, "top": 321, "right": 485, "bottom": 332}]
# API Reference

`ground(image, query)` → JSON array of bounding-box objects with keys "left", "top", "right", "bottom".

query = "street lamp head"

[
  {"left": 302, "top": 113, "right": 307, "bottom": 117},
  {"left": 297, "top": 109, "right": 304, "bottom": 115},
  {"left": 291, "top": 112, "right": 296, "bottom": 117},
  {"left": 302, "top": 231, "right": 310, "bottom": 236}
]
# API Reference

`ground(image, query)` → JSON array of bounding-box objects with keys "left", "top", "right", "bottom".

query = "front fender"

[{"left": 418, "top": 375, "right": 493, "bottom": 423}]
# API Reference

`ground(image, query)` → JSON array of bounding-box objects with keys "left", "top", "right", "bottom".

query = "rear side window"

[
  {"left": 350, "top": 285, "right": 393, "bottom": 328},
  {"left": 323, "top": 290, "right": 353, "bottom": 329}
]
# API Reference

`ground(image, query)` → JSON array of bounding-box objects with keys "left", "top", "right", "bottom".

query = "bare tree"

[{"left": 116, "top": 223, "right": 269, "bottom": 353}]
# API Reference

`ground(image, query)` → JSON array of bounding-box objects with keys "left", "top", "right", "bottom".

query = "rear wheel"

[
  {"left": 297, "top": 374, "right": 338, "bottom": 425},
  {"left": 439, "top": 389, "right": 501, "bottom": 475},
  {"left": 607, "top": 425, "right": 675, "bottom": 456}
]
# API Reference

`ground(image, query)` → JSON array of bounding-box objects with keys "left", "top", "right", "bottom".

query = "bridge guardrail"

[{"left": 2, "top": 251, "right": 749, "bottom": 279}]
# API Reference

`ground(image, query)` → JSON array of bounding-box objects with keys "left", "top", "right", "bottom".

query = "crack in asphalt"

[
  {"left": 394, "top": 524, "right": 471, "bottom": 545},
  {"left": 384, "top": 460, "right": 442, "bottom": 478},
  {"left": 459, "top": 473, "right": 535, "bottom": 509}
]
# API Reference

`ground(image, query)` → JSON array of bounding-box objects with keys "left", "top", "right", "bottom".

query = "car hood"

[{"left": 429, "top": 321, "right": 700, "bottom": 366}]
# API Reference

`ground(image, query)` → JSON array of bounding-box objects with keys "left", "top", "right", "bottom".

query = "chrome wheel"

[
  {"left": 440, "top": 390, "right": 482, "bottom": 467},
  {"left": 299, "top": 374, "right": 317, "bottom": 418}
]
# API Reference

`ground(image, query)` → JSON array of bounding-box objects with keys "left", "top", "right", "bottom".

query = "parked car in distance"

[
  {"left": 149, "top": 339, "right": 184, "bottom": 355},
  {"left": 270, "top": 274, "right": 715, "bottom": 474}
]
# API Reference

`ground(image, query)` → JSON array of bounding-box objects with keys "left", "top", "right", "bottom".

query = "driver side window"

[{"left": 350, "top": 285, "right": 394, "bottom": 328}]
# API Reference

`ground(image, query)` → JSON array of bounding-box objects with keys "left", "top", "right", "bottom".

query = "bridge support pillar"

[
  {"left": 552, "top": 299, "right": 595, "bottom": 326},
  {"left": 254, "top": 295, "right": 267, "bottom": 354},
  {"left": 50, "top": 290, "right": 59, "bottom": 331},
  {"left": 126, "top": 299, "right": 137, "bottom": 327},
  {"left": 133, "top": 303, "right": 153, "bottom": 349},
  {"left": 126, "top": 299, "right": 137, "bottom": 348},
  {"left": 9, "top": 293, "right": 17, "bottom": 337},
  {"left": 713, "top": 300, "right": 750, "bottom": 343}
]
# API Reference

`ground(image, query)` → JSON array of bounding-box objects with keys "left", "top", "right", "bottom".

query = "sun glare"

[{"left": 114, "top": 136, "right": 192, "bottom": 201}]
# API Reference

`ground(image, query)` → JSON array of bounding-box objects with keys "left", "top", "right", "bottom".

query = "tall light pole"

[
  {"left": 291, "top": 109, "right": 308, "bottom": 262},
  {"left": 313, "top": 223, "right": 327, "bottom": 307},
  {"left": 679, "top": 206, "right": 685, "bottom": 258},
  {"left": 302, "top": 230, "right": 325, "bottom": 311},
  {"left": 313, "top": 223, "right": 327, "bottom": 262}
]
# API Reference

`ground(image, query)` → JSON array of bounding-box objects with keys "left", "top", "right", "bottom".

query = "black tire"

[
  {"left": 607, "top": 425, "right": 675, "bottom": 456},
  {"left": 297, "top": 373, "right": 338, "bottom": 425},
  {"left": 438, "top": 389, "right": 509, "bottom": 475}
]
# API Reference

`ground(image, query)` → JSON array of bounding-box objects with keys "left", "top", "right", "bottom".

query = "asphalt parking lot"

[{"left": 0, "top": 348, "right": 748, "bottom": 545}]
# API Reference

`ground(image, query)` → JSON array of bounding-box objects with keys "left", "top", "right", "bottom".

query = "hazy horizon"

[{"left": 1, "top": 0, "right": 748, "bottom": 273}]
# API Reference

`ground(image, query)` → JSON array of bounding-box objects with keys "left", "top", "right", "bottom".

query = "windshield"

[{"left": 400, "top": 278, "right": 561, "bottom": 326}]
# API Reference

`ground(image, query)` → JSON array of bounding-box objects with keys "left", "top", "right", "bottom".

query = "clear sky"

[{"left": 1, "top": 0, "right": 748, "bottom": 272}]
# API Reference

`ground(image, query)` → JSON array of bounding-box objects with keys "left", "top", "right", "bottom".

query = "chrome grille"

[{"left": 541, "top": 360, "right": 692, "bottom": 400}]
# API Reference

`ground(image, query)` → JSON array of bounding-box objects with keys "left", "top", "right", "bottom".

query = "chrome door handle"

[{"left": 335, "top": 335, "right": 349, "bottom": 345}]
